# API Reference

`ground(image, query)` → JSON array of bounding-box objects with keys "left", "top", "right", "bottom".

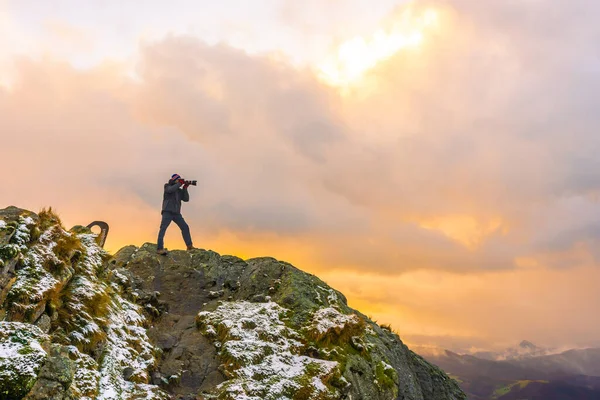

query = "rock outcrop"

[{"left": 0, "top": 206, "right": 466, "bottom": 400}]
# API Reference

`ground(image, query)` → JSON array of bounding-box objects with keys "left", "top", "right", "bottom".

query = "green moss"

[
  {"left": 290, "top": 369, "right": 339, "bottom": 400},
  {"left": 69, "top": 225, "right": 92, "bottom": 235},
  {"left": 291, "top": 382, "right": 313, "bottom": 400},
  {"left": 375, "top": 361, "right": 398, "bottom": 392},
  {"left": 0, "top": 244, "right": 18, "bottom": 260},
  {"left": 29, "top": 226, "right": 41, "bottom": 242},
  {"left": 0, "top": 223, "right": 15, "bottom": 235},
  {"left": 272, "top": 271, "right": 327, "bottom": 327},
  {"left": 6, "top": 221, "right": 19, "bottom": 230},
  {"left": 0, "top": 372, "right": 38, "bottom": 399},
  {"left": 305, "top": 362, "right": 322, "bottom": 377}
]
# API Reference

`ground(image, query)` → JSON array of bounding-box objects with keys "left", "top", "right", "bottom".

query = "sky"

[{"left": 2, "top": 0, "right": 600, "bottom": 353}]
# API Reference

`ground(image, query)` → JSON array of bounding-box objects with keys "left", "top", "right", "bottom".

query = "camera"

[{"left": 184, "top": 180, "right": 197, "bottom": 186}]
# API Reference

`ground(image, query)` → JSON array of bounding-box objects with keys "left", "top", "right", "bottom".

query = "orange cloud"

[
  {"left": 2, "top": 0, "right": 600, "bottom": 352},
  {"left": 417, "top": 214, "right": 508, "bottom": 249}
]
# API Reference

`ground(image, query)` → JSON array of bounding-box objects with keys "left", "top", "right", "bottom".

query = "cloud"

[
  {"left": 322, "top": 0, "right": 600, "bottom": 263},
  {"left": 3, "top": 0, "right": 600, "bottom": 275},
  {"left": 320, "top": 264, "right": 600, "bottom": 350},
  {"left": 2, "top": 0, "right": 600, "bottom": 349}
]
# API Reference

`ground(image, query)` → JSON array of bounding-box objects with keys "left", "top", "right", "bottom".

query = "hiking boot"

[
  {"left": 157, "top": 249, "right": 168, "bottom": 256},
  {"left": 186, "top": 245, "right": 197, "bottom": 251}
]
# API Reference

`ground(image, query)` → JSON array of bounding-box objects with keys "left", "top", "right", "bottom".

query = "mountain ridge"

[
  {"left": 421, "top": 344, "right": 600, "bottom": 399},
  {"left": 0, "top": 206, "right": 466, "bottom": 400}
]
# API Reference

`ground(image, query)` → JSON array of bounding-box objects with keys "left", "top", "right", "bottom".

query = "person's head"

[{"left": 170, "top": 173, "right": 181, "bottom": 183}]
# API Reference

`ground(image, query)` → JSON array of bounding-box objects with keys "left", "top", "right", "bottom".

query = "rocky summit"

[{"left": 0, "top": 206, "right": 466, "bottom": 400}]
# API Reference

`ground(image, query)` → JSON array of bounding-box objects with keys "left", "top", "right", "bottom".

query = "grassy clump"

[
  {"left": 38, "top": 207, "right": 62, "bottom": 232},
  {"left": 53, "top": 278, "right": 112, "bottom": 353},
  {"left": 54, "top": 234, "right": 83, "bottom": 264}
]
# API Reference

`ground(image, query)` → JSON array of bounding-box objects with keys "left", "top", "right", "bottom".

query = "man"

[{"left": 157, "top": 173, "right": 195, "bottom": 255}]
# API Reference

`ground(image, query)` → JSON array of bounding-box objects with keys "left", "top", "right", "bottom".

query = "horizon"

[{"left": 2, "top": 0, "right": 600, "bottom": 354}]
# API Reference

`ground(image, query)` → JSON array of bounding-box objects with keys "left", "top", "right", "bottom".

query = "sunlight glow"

[
  {"left": 419, "top": 214, "right": 508, "bottom": 250},
  {"left": 318, "top": 7, "right": 440, "bottom": 88}
]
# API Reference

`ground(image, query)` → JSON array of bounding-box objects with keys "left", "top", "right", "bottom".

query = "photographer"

[{"left": 156, "top": 173, "right": 195, "bottom": 255}]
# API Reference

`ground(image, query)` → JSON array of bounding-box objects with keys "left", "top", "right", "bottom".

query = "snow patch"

[
  {"left": 382, "top": 361, "right": 394, "bottom": 372},
  {"left": 74, "top": 232, "right": 168, "bottom": 400},
  {"left": 316, "top": 286, "right": 341, "bottom": 308},
  {"left": 12, "top": 218, "right": 32, "bottom": 249},
  {"left": 198, "top": 301, "right": 339, "bottom": 400},
  {"left": 0, "top": 322, "right": 48, "bottom": 391},
  {"left": 311, "top": 307, "right": 360, "bottom": 336},
  {"left": 66, "top": 345, "right": 101, "bottom": 399}
]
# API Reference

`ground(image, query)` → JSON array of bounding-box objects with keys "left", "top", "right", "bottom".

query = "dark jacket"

[{"left": 162, "top": 181, "right": 189, "bottom": 214}]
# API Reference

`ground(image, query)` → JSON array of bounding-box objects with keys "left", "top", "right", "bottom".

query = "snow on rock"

[
  {"left": 78, "top": 233, "right": 104, "bottom": 267},
  {"left": 0, "top": 322, "right": 48, "bottom": 398},
  {"left": 315, "top": 285, "right": 343, "bottom": 309},
  {"left": 96, "top": 297, "right": 167, "bottom": 400},
  {"left": 0, "top": 220, "right": 6, "bottom": 229},
  {"left": 12, "top": 216, "right": 33, "bottom": 249},
  {"left": 1, "top": 214, "right": 167, "bottom": 400},
  {"left": 72, "top": 231, "right": 168, "bottom": 400},
  {"left": 382, "top": 361, "right": 395, "bottom": 372},
  {"left": 7, "top": 228, "right": 62, "bottom": 311},
  {"left": 197, "top": 301, "right": 339, "bottom": 400},
  {"left": 9, "top": 266, "right": 59, "bottom": 304},
  {"left": 6, "top": 225, "right": 76, "bottom": 313},
  {"left": 64, "top": 345, "right": 101, "bottom": 398},
  {"left": 310, "top": 307, "right": 361, "bottom": 336},
  {"left": 21, "top": 216, "right": 35, "bottom": 226}
]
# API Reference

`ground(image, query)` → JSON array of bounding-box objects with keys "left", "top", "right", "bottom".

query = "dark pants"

[{"left": 157, "top": 212, "right": 192, "bottom": 249}]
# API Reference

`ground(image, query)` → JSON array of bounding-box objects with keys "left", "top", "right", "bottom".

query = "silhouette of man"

[{"left": 157, "top": 173, "right": 194, "bottom": 255}]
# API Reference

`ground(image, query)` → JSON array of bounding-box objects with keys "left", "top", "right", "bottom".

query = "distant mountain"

[
  {"left": 472, "top": 340, "right": 553, "bottom": 361},
  {"left": 432, "top": 350, "right": 543, "bottom": 381},
  {"left": 425, "top": 350, "right": 546, "bottom": 398},
  {"left": 515, "top": 348, "right": 600, "bottom": 377},
  {"left": 420, "top": 345, "right": 600, "bottom": 400}
]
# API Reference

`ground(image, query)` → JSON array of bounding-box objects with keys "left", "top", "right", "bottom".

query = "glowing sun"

[{"left": 318, "top": 7, "right": 440, "bottom": 88}]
